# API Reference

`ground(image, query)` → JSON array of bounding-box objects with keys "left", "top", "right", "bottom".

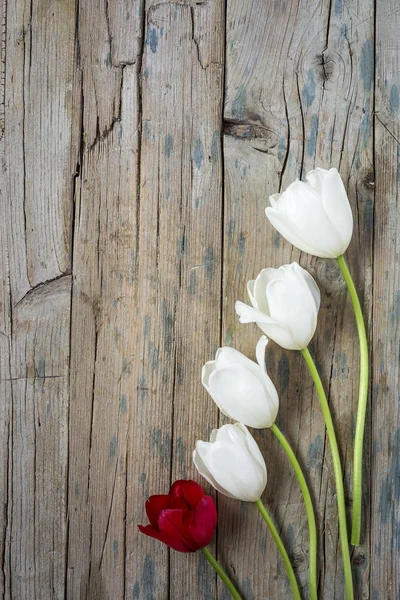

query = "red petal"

[
  {"left": 188, "top": 496, "right": 217, "bottom": 548},
  {"left": 158, "top": 509, "right": 198, "bottom": 552},
  {"left": 145, "top": 495, "right": 171, "bottom": 527},
  {"left": 170, "top": 480, "right": 204, "bottom": 509},
  {"left": 138, "top": 524, "right": 192, "bottom": 553}
]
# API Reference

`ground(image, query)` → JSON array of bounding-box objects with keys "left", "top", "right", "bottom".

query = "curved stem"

[
  {"left": 201, "top": 546, "right": 243, "bottom": 600},
  {"left": 270, "top": 423, "right": 318, "bottom": 600},
  {"left": 301, "top": 347, "right": 354, "bottom": 599},
  {"left": 337, "top": 254, "right": 369, "bottom": 546},
  {"left": 255, "top": 498, "right": 301, "bottom": 600}
]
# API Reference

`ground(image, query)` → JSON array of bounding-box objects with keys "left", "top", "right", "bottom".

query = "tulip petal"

[
  {"left": 247, "top": 279, "right": 256, "bottom": 305},
  {"left": 235, "top": 301, "right": 275, "bottom": 325},
  {"left": 321, "top": 168, "right": 353, "bottom": 254},
  {"left": 208, "top": 365, "right": 277, "bottom": 428},
  {"left": 138, "top": 524, "right": 192, "bottom": 553},
  {"left": 201, "top": 360, "right": 216, "bottom": 393},
  {"left": 207, "top": 442, "right": 266, "bottom": 502},
  {"left": 158, "top": 509, "right": 198, "bottom": 552},
  {"left": 169, "top": 480, "right": 205, "bottom": 508},
  {"left": 255, "top": 335, "right": 268, "bottom": 371},
  {"left": 235, "top": 300, "right": 297, "bottom": 350},
  {"left": 193, "top": 444, "right": 237, "bottom": 499},
  {"left": 238, "top": 423, "right": 268, "bottom": 475},
  {"left": 269, "top": 193, "right": 281, "bottom": 208},
  {"left": 297, "top": 264, "right": 321, "bottom": 310},
  {"left": 253, "top": 270, "right": 272, "bottom": 314},
  {"left": 189, "top": 496, "right": 217, "bottom": 548},
  {"left": 213, "top": 346, "right": 264, "bottom": 382},
  {"left": 255, "top": 336, "right": 279, "bottom": 418},
  {"left": 266, "top": 207, "right": 326, "bottom": 257},
  {"left": 145, "top": 495, "right": 171, "bottom": 527},
  {"left": 266, "top": 177, "right": 345, "bottom": 258},
  {"left": 305, "top": 167, "right": 328, "bottom": 194},
  {"left": 266, "top": 278, "right": 316, "bottom": 349}
]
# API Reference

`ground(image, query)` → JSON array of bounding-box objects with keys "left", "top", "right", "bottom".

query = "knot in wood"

[{"left": 315, "top": 50, "right": 340, "bottom": 85}]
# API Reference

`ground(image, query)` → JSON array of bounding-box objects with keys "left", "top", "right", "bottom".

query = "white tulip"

[
  {"left": 265, "top": 167, "right": 353, "bottom": 259},
  {"left": 235, "top": 262, "right": 320, "bottom": 351},
  {"left": 202, "top": 336, "right": 279, "bottom": 429},
  {"left": 193, "top": 423, "right": 267, "bottom": 502}
]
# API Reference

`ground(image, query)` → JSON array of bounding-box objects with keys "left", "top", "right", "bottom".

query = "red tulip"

[{"left": 138, "top": 480, "right": 217, "bottom": 552}]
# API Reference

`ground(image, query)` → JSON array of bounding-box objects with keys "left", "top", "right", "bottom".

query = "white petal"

[
  {"left": 266, "top": 277, "right": 317, "bottom": 349},
  {"left": 247, "top": 279, "right": 256, "bottom": 307},
  {"left": 235, "top": 301, "right": 272, "bottom": 325},
  {"left": 253, "top": 269, "right": 280, "bottom": 315},
  {"left": 295, "top": 263, "right": 321, "bottom": 311},
  {"left": 238, "top": 423, "right": 268, "bottom": 473},
  {"left": 193, "top": 444, "right": 235, "bottom": 498},
  {"left": 214, "top": 423, "right": 247, "bottom": 446},
  {"left": 269, "top": 193, "right": 281, "bottom": 208},
  {"left": 321, "top": 168, "right": 353, "bottom": 255},
  {"left": 214, "top": 346, "right": 258, "bottom": 376},
  {"left": 208, "top": 365, "right": 276, "bottom": 428},
  {"left": 266, "top": 207, "right": 325, "bottom": 257},
  {"left": 201, "top": 360, "right": 216, "bottom": 392},
  {"left": 266, "top": 178, "right": 344, "bottom": 258},
  {"left": 305, "top": 167, "right": 329, "bottom": 193},
  {"left": 207, "top": 442, "right": 266, "bottom": 501},
  {"left": 255, "top": 335, "right": 269, "bottom": 371},
  {"left": 235, "top": 301, "right": 297, "bottom": 349}
]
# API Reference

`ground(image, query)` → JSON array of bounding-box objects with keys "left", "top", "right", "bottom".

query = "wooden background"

[{"left": 0, "top": 0, "right": 399, "bottom": 598}]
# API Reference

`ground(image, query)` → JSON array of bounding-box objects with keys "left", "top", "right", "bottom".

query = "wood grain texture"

[
  {"left": 0, "top": 0, "right": 398, "bottom": 599},
  {"left": 372, "top": 2, "right": 400, "bottom": 598}
]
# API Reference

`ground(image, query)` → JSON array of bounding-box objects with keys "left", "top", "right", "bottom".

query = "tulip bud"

[
  {"left": 138, "top": 480, "right": 217, "bottom": 552},
  {"left": 265, "top": 167, "right": 353, "bottom": 259},
  {"left": 202, "top": 336, "right": 279, "bottom": 428},
  {"left": 193, "top": 423, "right": 267, "bottom": 502},
  {"left": 235, "top": 262, "right": 320, "bottom": 351}
]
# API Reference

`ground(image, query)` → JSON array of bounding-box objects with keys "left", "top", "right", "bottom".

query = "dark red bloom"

[{"left": 138, "top": 480, "right": 217, "bottom": 552}]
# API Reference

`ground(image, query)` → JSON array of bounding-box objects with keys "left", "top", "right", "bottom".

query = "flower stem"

[
  {"left": 301, "top": 347, "right": 354, "bottom": 599},
  {"left": 336, "top": 254, "right": 369, "bottom": 546},
  {"left": 270, "top": 423, "right": 318, "bottom": 600},
  {"left": 201, "top": 546, "right": 243, "bottom": 600},
  {"left": 255, "top": 498, "right": 301, "bottom": 600}
]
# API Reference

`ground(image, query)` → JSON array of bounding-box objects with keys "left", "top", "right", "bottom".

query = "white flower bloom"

[
  {"left": 193, "top": 423, "right": 267, "bottom": 502},
  {"left": 266, "top": 167, "right": 353, "bottom": 258},
  {"left": 202, "top": 337, "right": 279, "bottom": 428},
  {"left": 235, "top": 262, "right": 320, "bottom": 351}
]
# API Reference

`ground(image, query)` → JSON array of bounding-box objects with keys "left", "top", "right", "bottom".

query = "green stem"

[
  {"left": 255, "top": 498, "right": 301, "bottom": 600},
  {"left": 270, "top": 423, "right": 318, "bottom": 600},
  {"left": 301, "top": 347, "right": 354, "bottom": 599},
  {"left": 201, "top": 546, "right": 243, "bottom": 600},
  {"left": 337, "top": 254, "right": 369, "bottom": 546}
]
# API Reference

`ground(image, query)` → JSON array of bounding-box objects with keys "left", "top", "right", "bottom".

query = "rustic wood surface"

[{"left": 0, "top": 1, "right": 398, "bottom": 598}]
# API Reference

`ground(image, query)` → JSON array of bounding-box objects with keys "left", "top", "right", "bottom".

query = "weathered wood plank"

[
  {"left": 372, "top": 2, "right": 400, "bottom": 597},
  {"left": 1, "top": 0, "right": 76, "bottom": 598},
  {"left": 223, "top": 1, "right": 374, "bottom": 598},
  {"left": 66, "top": 0, "right": 142, "bottom": 596},
  {"left": 127, "top": 2, "right": 224, "bottom": 598}
]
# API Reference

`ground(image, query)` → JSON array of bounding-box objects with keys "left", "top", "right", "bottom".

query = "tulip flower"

[
  {"left": 265, "top": 167, "right": 367, "bottom": 548},
  {"left": 236, "top": 263, "right": 354, "bottom": 598},
  {"left": 265, "top": 167, "right": 353, "bottom": 259},
  {"left": 235, "top": 262, "right": 320, "bottom": 350},
  {"left": 203, "top": 338, "right": 318, "bottom": 599},
  {"left": 202, "top": 336, "right": 279, "bottom": 428},
  {"left": 193, "top": 423, "right": 267, "bottom": 502},
  {"left": 138, "top": 480, "right": 242, "bottom": 599},
  {"left": 138, "top": 479, "right": 217, "bottom": 552},
  {"left": 193, "top": 425, "right": 301, "bottom": 599}
]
